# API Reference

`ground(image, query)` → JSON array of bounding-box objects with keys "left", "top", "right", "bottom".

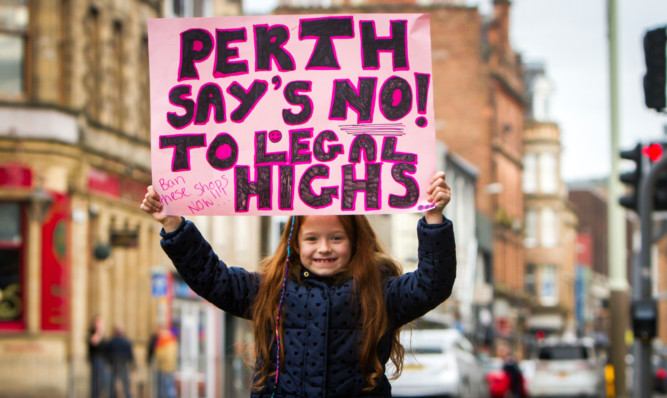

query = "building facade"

[
  {"left": 426, "top": 0, "right": 527, "bottom": 352},
  {"left": 0, "top": 1, "right": 244, "bottom": 397},
  {"left": 568, "top": 183, "right": 637, "bottom": 354},
  {"left": 522, "top": 65, "right": 578, "bottom": 348}
]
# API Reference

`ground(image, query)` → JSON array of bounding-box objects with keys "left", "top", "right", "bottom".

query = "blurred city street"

[{"left": 1, "top": 0, "right": 666, "bottom": 397}]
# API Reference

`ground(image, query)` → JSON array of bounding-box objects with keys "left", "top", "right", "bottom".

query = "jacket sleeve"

[
  {"left": 383, "top": 216, "right": 456, "bottom": 327},
  {"left": 160, "top": 219, "right": 260, "bottom": 319}
]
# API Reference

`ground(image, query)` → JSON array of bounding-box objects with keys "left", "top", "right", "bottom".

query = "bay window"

[
  {"left": 539, "top": 152, "right": 558, "bottom": 194},
  {"left": 0, "top": 0, "right": 29, "bottom": 95}
]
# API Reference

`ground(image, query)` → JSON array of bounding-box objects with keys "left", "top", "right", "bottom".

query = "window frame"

[
  {"left": 84, "top": 6, "right": 101, "bottom": 121},
  {"left": 538, "top": 152, "right": 558, "bottom": 194},
  {"left": 111, "top": 19, "right": 124, "bottom": 131},
  {"left": 522, "top": 153, "right": 537, "bottom": 194},
  {"left": 540, "top": 207, "right": 558, "bottom": 248},
  {"left": 539, "top": 263, "right": 558, "bottom": 306},
  {"left": 524, "top": 208, "right": 537, "bottom": 248},
  {"left": 0, "top": 0, "right": 31, "bottom": 99}
]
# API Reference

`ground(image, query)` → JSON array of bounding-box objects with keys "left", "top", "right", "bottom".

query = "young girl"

[{"left": 140, "top": 171, "right": 455, "bottom": 397}]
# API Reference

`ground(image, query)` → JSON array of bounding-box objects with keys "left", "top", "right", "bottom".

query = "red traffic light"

[{"left": 642, "top": 143, "right": 664, "bottom": 162}]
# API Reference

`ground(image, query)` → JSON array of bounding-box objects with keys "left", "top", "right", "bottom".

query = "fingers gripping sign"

[
  {"left": 424, "top": 171, "right": 451, "bottom": 224},
  {"left": 140, "top": 186, "right": 183, "bottom": 232}
]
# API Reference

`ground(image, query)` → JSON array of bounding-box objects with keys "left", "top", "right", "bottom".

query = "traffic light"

[
  {"left": 643, "top": 142, "right": 664, "bottom": 162},
  {"left": 621, "top": 141, "right": 667, "bottom": 212},
  {"left": 645, "top": 141, "right": 667, "bottom": 211},
  {"left": 655, "top": 173, "right": 667, "bottom": 211},
  {"left": 619, "top": 143, "right": 643, "bottom": 211},
  {"left": 643, "top": 26, "right": 666, "bottom": 111},
  {"left": 632, "top": 298, "right": 657, "bottom": 341}
]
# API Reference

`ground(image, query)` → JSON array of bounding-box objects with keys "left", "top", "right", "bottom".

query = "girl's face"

[{"left": 297, "top": 215, "right": 352, "bottom": 277}]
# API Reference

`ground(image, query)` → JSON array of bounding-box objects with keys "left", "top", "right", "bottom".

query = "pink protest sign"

[{"left": 148, "top": 13, "right": 436, "bottom": 216}]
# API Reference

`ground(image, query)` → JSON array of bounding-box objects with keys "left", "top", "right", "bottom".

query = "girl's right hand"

[{"left": 140, "top": 186, "right": 182, "bottom": 232}]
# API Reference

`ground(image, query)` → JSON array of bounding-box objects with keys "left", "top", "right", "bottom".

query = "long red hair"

[{"left": 250, "top": 215, "right": 405, "bottom": 391}]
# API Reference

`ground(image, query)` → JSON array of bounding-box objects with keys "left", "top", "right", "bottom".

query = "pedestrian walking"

[
  {"left": 107, "top": 325, "right": 135, "bottom": 398},
  {"left": 154, "top": 327, "right": 178, "bottom": 398},
  {"left": 146, "top": 326, "right": 159, "bottom": 397},
  {"left": 499, "top": 343, "right": 526, "bottom": 398},
  {"left": 88, "top": 315, "right": 109, "bottom": 398},
  {"left": 140, "top": 171, "right": 456, "bottom": 397}
]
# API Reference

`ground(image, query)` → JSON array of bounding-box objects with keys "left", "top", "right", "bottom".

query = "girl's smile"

[{"left": 298, "top": 216, "right": 351, "bottom": 277}]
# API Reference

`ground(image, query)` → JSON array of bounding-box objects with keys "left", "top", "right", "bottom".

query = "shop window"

[
  {"left": 0, "top": 0, "right": 29, "bottom": 96},
  {"left": 0, "top": 202, "right": 25, "bottom": 330}
]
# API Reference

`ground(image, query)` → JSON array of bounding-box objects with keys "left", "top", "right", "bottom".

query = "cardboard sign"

[{"left": 148, "top": 13, "right": 436, "bottom": 215}]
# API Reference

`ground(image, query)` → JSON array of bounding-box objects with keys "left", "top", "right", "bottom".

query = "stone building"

[
  {"left": 522, "top": 64, "right": 579, "bottom": 346},
  {"left": 0, "top": 1, "right": 243, "bottom": 397}
]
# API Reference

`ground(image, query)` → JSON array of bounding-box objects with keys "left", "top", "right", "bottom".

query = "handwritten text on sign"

[{"left": 148, "top": 14, "right": 436, "bottom": 215}]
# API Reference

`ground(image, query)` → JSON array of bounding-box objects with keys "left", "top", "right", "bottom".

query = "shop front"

[{"left": 168, "top": 273, "right": 223, "bottom": 398}]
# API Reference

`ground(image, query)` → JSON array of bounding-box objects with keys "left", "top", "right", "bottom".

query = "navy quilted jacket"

[{"left": 160, "top": 216, "right": 456, "bottom": 398}]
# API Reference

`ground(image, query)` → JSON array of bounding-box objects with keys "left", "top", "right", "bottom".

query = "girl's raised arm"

[
  {"left": 424, "top": 171, "right": 451, "bottom": 224},
  {"left": 141, "top": 185, "right": 259, "bottom": 319},
  {"left": 383, "top": 171, "right": 456, "bottom": 326}
]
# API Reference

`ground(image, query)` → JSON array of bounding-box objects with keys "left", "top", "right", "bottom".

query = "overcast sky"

[
  {"left": 243, "top": 0, "right": 667, "bottom": 181},
  {"left": 509, "top": 0, "right": 666, "bottom": 182}
]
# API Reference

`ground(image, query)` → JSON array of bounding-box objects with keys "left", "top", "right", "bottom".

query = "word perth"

[{"left": 178, "top": 17, "right": 411, "bottom": 79}]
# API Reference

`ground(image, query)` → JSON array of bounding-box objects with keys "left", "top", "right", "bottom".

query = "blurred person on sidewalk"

[
  {"left": 107, "top": 324, "right": 135, "bottom": 398},
  {"left": 88, "top": 315, "right": 110, "bottom": 398},
  {"left": 147, "top": 326, "right": 159, "bottom": 396},
  {"left": 499, "top": 342, "right": 526, "bottom": 398},
  {"left": 155, "top": 326, "right": 178, "bottom": 398}
]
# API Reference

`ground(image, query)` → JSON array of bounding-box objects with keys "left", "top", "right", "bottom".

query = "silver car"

[
  {"left": 529, "top": 339, "right": 604, "bottom": 398},
  {"left": 390, "top": 328, "right": 485, "bottom": 398}
]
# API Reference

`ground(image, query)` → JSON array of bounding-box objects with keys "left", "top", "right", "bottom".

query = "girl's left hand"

[{"left": 424, "top": 171, "right": 451, "bottom": 224}]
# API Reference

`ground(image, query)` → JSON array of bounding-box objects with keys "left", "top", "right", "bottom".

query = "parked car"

[
  {"left": 518, "top": 359, "right": 535, "bottom": 394},
  {"left": 390, "top": 328, "right": 485, "bottom": 398},
  {"left": 529, "top": 339, "right": 604, "bottom": 398}
]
